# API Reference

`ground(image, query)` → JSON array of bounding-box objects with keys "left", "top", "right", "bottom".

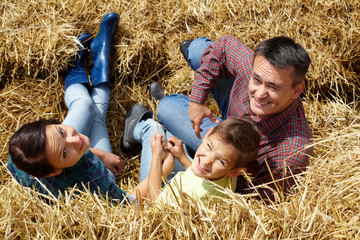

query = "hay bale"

[{"left": 1, "top": 0, "right": 360, "bottom": 238}]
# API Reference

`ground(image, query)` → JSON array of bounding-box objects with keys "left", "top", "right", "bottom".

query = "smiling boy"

[{"left": 128, "top": 116, "right": 260, "bottom": 204}]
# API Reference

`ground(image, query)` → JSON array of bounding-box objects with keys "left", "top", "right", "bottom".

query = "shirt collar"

[{"left": 242, "top": 95, "right": 300, "bottom": 134}]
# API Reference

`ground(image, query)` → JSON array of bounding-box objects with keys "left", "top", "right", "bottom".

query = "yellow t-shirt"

[{"left": 156, "top": 167, "right": 236, "bottom": 204}]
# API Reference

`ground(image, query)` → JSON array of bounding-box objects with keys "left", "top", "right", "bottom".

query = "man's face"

[
  {"left": 45, "top": 124, "right": 90, "bottom": 172},
  {"left": 248, "top": 55, "right": 304, "bottom": 118}
]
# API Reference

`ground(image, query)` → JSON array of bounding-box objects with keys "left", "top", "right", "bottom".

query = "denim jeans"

[{"left": 62, "top": 83, "right": 112, "bottom": 153}]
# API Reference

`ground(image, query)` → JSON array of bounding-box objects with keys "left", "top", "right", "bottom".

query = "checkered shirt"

[
  {"left": 8, "top": 150, "right": 126, "bottom": 202},
  {"left": 190, "top": 35, "right": 313, "bottom": 201}
]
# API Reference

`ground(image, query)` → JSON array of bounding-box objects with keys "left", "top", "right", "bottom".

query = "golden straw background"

[{"left": 0, "top": 0, "right": 359, "bottom": 238}]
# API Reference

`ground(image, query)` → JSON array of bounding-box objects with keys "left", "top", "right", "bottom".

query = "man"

[{"left": 154, "top": 35, "right": 313, "bottom": 201}]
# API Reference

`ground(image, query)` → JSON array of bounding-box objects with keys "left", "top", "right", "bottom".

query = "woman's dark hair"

[
  {"left": 253, "top": 36, "right": 311, "bottom": 87},
  {"left": 209, "top": 117, "right": 261, "bottom": 169},
  {"left": 8, "top": 118, "right": 60, "bottom": 177}
]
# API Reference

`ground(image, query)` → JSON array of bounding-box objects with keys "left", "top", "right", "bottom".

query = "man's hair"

[
  {"left": 8, "top": 118, "right": 60, "bottom": 177},
  {"left": 253, "top": 36, "right": 311, "bottom": 87},
  {"left": 209, "top": 117, "right": 261, "bottom": 169}
]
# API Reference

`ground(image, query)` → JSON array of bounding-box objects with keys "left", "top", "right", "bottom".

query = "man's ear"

[
  {"left": 226, "top": 168, "right": 246, "bottom": 178},
  {"left": 202, "top": 127, "right": 214, "bottom": 141},
  {"left": 45, "top": 169, "right": 62, "bottom": 178},
  {"left": 293, "top": 81, "right": 305, "bottom": 99}
]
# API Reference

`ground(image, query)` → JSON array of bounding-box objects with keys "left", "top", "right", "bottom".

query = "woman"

[{"left": 7, "top": 12, "right": 127, "bottom": 202}]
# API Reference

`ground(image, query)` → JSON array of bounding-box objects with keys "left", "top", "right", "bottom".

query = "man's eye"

[
  {"left": 268, "top": 85, "right": 277, "bottom": 90},
  {"left": 60, "top": 128, "right": 65, "bottom": 137},
  {"left": 63, "top": 148, "right": 67, "bottom": 159}
]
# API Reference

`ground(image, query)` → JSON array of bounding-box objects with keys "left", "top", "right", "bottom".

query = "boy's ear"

[
  {"left": 226, "top": 168, "right": 246, "bottom": 178},
  {"left": 45, "top": 169, "right": 62, "bottom": 178},
  {"left": 203, "top": 127, "right": 214, "bottom": 141}
]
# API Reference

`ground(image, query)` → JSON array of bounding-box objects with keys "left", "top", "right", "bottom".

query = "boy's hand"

[
  {"left": 150, "top": 133, "right": 167, "bottom": 161},
  {"left": 99, "top": 152, "right": 124, "bottom": 176},
  {"left": 166, "top": 136, "right": 186, "bottom": 160}
]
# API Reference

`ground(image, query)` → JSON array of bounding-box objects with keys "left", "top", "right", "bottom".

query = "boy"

[{"left": 125, "top": 108, "right": 261, "bottom": 204}]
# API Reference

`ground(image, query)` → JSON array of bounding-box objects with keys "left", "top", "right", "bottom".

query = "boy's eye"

[
  {"left": 219, "top": 159, "right": 225, "bottom": 166},
  {"left": 59, "top": 128, "right": 65, "bottom": 137},
  {"left": 207, "top": 143, "right": 211, "bottom": 150}
]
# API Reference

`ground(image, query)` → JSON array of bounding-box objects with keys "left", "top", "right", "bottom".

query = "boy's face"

[
  {"left": 45, "top": 124, "right": 90, "bottom": 174},
  {"left": 191, "top": 130, "right": 240, "bottom": 181}
]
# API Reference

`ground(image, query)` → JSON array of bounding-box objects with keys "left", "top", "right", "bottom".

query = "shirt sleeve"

[
  {"left": 237, "top": 145, "right": 313, "bottom": 202},
  {"left": 190, "top": 35, "right": 253, "bottom": 104}
]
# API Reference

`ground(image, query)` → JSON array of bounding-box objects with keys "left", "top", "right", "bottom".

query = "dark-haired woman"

[{"left": 7, "top": 12, "right": 127, "bottom": 202}]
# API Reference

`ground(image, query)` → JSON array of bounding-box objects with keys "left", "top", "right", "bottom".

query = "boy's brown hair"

[{"left": 209, "top": 117, "right": 261, "bottom": 169}]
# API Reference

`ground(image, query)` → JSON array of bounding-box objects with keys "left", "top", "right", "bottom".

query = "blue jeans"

[
  {"left": 158, "top": 37, "right": 234, "bottom": 152},
  {"left": 62, "top": 83, "right": 112, "bottom": 153},
  {"left": 134, "top": 118, "right": 192, "bottom": 182}
]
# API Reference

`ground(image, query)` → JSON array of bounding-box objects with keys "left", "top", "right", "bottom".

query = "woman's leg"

[
  {"left": 62, "top": 84, "right": 93, "bottom": 135},
  {"left": 87, "top": 83, "right": 112, "bottom": 152}
]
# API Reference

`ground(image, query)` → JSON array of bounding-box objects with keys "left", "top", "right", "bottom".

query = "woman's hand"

[
  {"left": 101, "top": 152, "right": 124, "bottom": 176},
  {"left": 90, "top": 148, "right": 124, "bottom": 176}
]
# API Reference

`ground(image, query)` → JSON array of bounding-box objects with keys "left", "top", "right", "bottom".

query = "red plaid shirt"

[{"left": 190, "top": 36, "right": 313, "bottom": 201}]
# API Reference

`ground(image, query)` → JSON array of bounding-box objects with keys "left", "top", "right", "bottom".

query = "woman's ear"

[
  {"left": 45, "top": 169, "right": 62, "bottom": 178},
  {"left": 226, "top": 168, "right": 246, "bottom": 178}
]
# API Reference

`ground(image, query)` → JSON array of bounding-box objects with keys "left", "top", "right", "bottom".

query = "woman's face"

[{"left": 45, "top": 124, "right": 90, "bottom": 171}]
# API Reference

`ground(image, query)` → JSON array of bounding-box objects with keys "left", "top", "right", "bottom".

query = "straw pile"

[{"left": 1, "top": 0, "right": 359, "bottom": 238}]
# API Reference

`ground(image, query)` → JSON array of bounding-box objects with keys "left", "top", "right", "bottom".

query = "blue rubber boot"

[
  {"left": 90, "top": 12, "right": 120, "bottom": 86},
  {"left": 64, "top": 33, "right": 93, "bottom": 90}
]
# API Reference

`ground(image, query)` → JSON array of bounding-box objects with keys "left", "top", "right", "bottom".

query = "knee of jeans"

[
  {"left": 80, "top": 96, "right": 94, "bottom": 112},
  {"left": 188, "top": 37, "right": 213, "bottom": 70},
  {"left": 69, "top": 95, "right": 93, "bottom": 112},
  {"left": 158, "top": 94, "right": 185, "bottom": 120},
  {"left": 158, "top": 95, "right": 173, "bottom": 118}
]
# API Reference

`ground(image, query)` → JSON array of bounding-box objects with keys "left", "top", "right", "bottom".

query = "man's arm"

[
  {"left": 189, "top": 36, "right": 253, "bottom": 137},
  {"left": 237, "top": 144, "right": 313, "bottom": 202}
]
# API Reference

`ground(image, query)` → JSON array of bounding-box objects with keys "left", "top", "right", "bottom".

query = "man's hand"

[
  {"left": 188, "top": 101, "right": 220, "bottom": 139},
  {"left": 91, "top": 148, "right": 124, "bottom": 176}
]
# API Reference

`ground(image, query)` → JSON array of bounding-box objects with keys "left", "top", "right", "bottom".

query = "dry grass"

[{"left": 1, "top": 0, "right": 360, "bottom": 239}]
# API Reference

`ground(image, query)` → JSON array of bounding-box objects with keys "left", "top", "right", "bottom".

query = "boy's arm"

[
  {"left": 131, "top": 151, "right": 174, "bottom": 204},
  {"left": 90, "top": 148, "right": 124, "bottom": 176},
  {"left": 166, "top": 136, "right": 192, "bottom": 169},
  {"left": 147, "top": 133, "right": 169, "bottom": 202}
]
